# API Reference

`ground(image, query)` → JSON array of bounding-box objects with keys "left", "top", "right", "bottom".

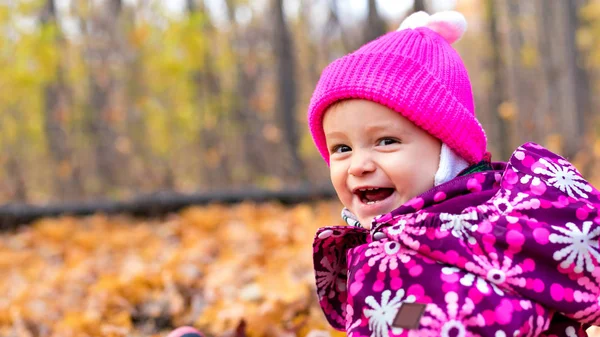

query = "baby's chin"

[
  {"left": 354, "top": 200, "right": 405, "bottom": 229},
  {"left": 348, "top": 191, "right": 410, "bottom": 229},
  {"left": 356, "top": 214, "right": 377, "bottom": 230}
]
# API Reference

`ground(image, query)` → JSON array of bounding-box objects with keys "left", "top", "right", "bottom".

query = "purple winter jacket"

[{"left": 313, "top": 143, "right": 600, "bottom": 337}]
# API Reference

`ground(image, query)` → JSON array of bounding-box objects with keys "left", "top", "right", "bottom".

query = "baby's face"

[{"left": 323, "top": 100, "right": 441, "bottom": 229}]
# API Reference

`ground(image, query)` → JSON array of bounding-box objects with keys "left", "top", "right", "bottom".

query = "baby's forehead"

[
  {"left": 328, "top": 99, "right": 351, "bottom": 111},
  {"left": 324, "top": 100, "right": 414, "bottom": 129}
]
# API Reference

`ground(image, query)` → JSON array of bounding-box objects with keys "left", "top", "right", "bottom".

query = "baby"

[{"left": 309, "top": 10, "right": 600, "bottom": 337}]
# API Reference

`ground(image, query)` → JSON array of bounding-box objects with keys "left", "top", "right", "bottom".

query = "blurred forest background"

[
  {"left": 0, "top": 0, "right": 598, "bottom": 205},
  {"left": 3, "top": 0, "right": 600, "bottom": 337}
]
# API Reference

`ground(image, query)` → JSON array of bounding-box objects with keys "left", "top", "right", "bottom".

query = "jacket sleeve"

[
  {"left": 312, "top": 225, "right": 368, "bottom": 330},
  {"left": 383, "top": 143, "right": 600, "bottom": 326}
]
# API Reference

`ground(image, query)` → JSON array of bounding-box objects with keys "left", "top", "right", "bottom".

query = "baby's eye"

[
  {"left": 331, "top": 144, "right": 351, "bottom": 153},
  {"left": 377, "top": 138, "right": 399, "bottom": 146}
]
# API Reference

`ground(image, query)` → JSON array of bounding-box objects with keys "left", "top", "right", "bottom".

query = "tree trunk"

[
  {"left": 500, "top": 0, "right": 528, "bottom": 151},
  {"left": 535, "top": 0, "right": 557, "bottom": 148},
  {"left": 325, "top": 0, "right": 354, "bottom": 52},
  {"left": 0, "top": 185, "right": 337, "bottom": 230},
  {"left": 188, "top": 0, "right": 232, "bottom": 189},
  {"left": 40, "top": 0, "right": 83, "bottom": 200},
  {"left": 122, "top": 3, "right": 154, "bottom": 192},
  {"left": 186, "top": 0, "right": 197, "bottom": 13},
  {"left": 86, "top": 0, "right": 129, "bottom": 194},
  {"left": 535, "top": 0, "right": 588, "bottom": 157},
  {"left": 485, "top": 0, "right": 511, "bottom": 161},
  {"left": 363, "top": 0, "right": 387, "bottom": 44},
  {"left": 299, "top": 0, "right": 320, "bottom": 87},
  {"left": 6, "top": 157, "right": 27, "bottom": 202},
  {"left": 224, "top": 0, "right": 272, "bottom": 184},
  {"left": 272, "top": 0, "right": 306, "bottom": 181},
  {"left": 485, "top": 0, "right": 511, "bottom": 160},
  {"left": 413, "top": 0, "right": 427, "bottom": 13},
  {"left": 564, "top": 0, "right": 591, "bottom": 153}
]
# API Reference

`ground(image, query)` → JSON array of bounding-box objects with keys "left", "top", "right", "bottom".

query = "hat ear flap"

[{"left": 397, "top": 10, "right": 467, "bottom": 45}]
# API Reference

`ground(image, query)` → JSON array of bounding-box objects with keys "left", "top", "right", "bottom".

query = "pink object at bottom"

[{"left": 166, "top": 326, "right": 203, "bottom": 337}]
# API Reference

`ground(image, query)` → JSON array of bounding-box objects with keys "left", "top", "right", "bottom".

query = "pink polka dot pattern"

[{"left": 313, "top": 143, "right": 600, "bottom": 336}]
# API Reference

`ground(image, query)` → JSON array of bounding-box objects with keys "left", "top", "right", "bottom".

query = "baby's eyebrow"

[
  {"left": 324, "top": 131, "right": 347, "bottom": 139},
  {"left": 364, "top": 124, "right": 390, "bottom": 132},
  {"left": 364, "top": 123, "right": 406, "bottom": 134}
]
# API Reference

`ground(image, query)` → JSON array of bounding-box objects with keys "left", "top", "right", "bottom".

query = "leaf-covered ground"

[
  {"left": 0, "top": 201, "right": 346, "bottom": 337},
  {"left": 1, "top": 201, "right": 599, "bottom": 337}
]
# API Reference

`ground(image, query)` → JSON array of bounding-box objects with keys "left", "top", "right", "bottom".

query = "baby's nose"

[{"left": 347, "top": 151, "right": 376, "bottom": 176}]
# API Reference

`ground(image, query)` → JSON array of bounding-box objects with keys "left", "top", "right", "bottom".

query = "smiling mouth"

[{"left": 354, "top": 187, "right": 394, "bottom": 205}]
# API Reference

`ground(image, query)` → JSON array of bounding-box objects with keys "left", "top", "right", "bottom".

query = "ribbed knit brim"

[{"left": 308, "top": 27, "right": 487, "bottom": 165}]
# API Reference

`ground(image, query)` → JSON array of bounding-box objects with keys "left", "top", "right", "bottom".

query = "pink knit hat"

[{"left": 307, "top": 11, "right": 487, "bottom": 165}]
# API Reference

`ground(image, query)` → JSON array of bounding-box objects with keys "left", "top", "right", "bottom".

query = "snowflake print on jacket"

[
  {"left": 533, "top": 158, "right": 593, "bottom": 199},
  {"left": 313, "top": 143, "right": 599, "bottom": 336},
  {"left": 549, "top": 221, "right": 600, "bottom": 273},
  {"left": 364, "top": 289, "right": 416, "bottom": 337}
]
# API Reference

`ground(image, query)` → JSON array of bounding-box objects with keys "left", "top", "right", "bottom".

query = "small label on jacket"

[{"left": 392, "top": 302, "right": 427, "bottom": 330}]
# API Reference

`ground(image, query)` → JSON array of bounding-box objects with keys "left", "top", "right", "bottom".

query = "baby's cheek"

[{"left": 331, "top": 184, "right": 350, "bottom": 206}]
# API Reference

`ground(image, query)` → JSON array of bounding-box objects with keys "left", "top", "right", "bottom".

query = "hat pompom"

[
  {"left": 398, "top": 11, "right": 467, "bottom": 44},
  {"left": 398, "top": 11, "right": 430, "bottom": 30}
]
